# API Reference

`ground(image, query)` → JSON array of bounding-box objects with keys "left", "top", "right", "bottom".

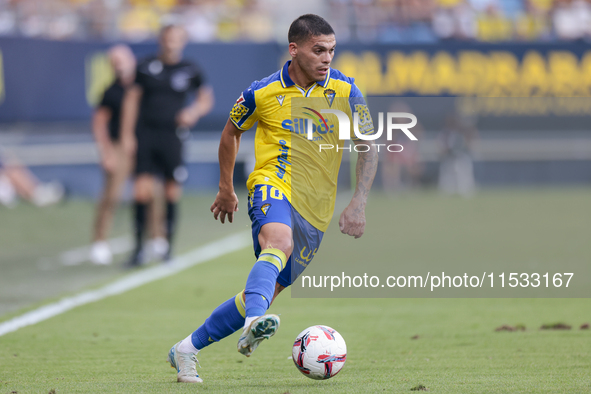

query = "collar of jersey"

[{"left": 280, "top": 60, "right": 330, "bottom": 90}]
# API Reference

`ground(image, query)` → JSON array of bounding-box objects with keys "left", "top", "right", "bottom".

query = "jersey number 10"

[{"left": 260, "top": 185, "right": 283, "bottom": 201}]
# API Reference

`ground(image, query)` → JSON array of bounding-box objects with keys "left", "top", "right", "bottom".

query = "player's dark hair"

[{"left": 288, "top": 14, "right": 334, "bottom": 44}]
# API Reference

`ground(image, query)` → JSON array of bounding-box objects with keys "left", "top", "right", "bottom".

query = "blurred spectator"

[
  {"left": 552, "top": 0, "right": 591, "bottom": 40},
  {"left": 0, "top": 149, "right": 65, "bottom": 208},
  {"left": 90, "top": 44, "right": 136, "bottom": 265},
  {"left": 514, "top": 0, "right": 551, "bottom": 40},
  {"left": 119, "top": 4, "right": 161, "bottom": 41},
  {"left": 476, "top": 2, "right": 514, "bottom": 41},
  {"left": 438, "top": 114, "right": 477, "bottom": 197},
  {"left": 433, "top": 1, "right": 477, "bottom": 40},
  {"left": 182, "top": 1, "right": 219, "bottom": 42},
  {"left": 380, "top": 101, "right": 424, "bottom": 193},
  {"left": 0, "top": 0, "right": 16, "bottom": 36}
]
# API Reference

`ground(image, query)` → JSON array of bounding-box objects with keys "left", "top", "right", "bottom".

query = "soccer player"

[
  {"left": 120, "top": 25, "right": 214, "bottom": 266},
  {"left": 167, "top": 14, "right": 378, "bottom": 383}
]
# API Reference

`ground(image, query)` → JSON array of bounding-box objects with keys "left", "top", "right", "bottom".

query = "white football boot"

[
  {"left": 167, "top": 341, "right": 202, "bottom": 383},
  {"left": 237, "top": 314, "right": 280, "bottom": 357}
]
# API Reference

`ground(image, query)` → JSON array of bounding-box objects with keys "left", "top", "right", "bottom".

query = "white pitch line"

[{"left": 0, "top": 231, "right": 251, "bottom": 337}]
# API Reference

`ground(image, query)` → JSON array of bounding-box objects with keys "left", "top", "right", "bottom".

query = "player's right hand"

[{"left": 211, "top": 190, "right": 239, "bottom": 224}]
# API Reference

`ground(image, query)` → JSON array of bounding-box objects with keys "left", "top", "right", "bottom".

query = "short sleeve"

[
  {"left": 134, "top": 62, "right": 148, "bottom": 89},
  {"left": 348, "top": 83, "right": 375, "bottom": 140},
  {"left": 98, "top": 89, "right": 110, "bottom": 109},
  {"left": 190, "top": 63, "right": 204, "bottom": 90},
  {"left": 98, "top": 85, "right": 114, "bottom": 110},
  {"left": 229, "top": 83, "right": 258, "bottom": 130}
]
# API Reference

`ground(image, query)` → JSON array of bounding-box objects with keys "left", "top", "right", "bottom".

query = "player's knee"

[
  {"left": 164, "top": 181, "right": 181, "bottom": 202},
  {"left": 134, "top": 175, "right": 154, "bottom": 203},
  {"left": 259, "top": 223, "right": 292, "bottom": 256},
  {"left": 134, "top": 190, "right": 151, "bottom": 203},
  {"left": 266, "top": 238, "right": 292, "bottom": 258}
]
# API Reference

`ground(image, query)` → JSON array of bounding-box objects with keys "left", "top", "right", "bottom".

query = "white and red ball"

[{"left": 292, "top": 325, "right": 347, "bottom": 380}]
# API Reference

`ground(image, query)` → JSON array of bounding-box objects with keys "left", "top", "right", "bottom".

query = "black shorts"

[{"left": 135, "top": 130, "right": 187, "bottom": 182}]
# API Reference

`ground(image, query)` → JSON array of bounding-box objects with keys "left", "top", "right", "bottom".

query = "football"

[{"left": 292, "top": 325, "right": 347, "bottom": 380}]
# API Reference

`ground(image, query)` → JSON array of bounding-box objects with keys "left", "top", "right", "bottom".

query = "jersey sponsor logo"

[
  {"left": 236, "top": 92, "right": 245, "bottom": 104},
  {"left": 303, "top": 107, "right": 330, "bottom": 132},
  {"left": 299, "top": 246, "right": 318, "bottom": 263},
  {"left": 261, "top": 203, "right": 271, "bottom": 216},
  {"left": 171, "top": 71, "right": 190, "bottom": 92},
  {"left": 281, "top": 118, "right": 334, "bottom": 140},
  {"left": 276, "top": 94, "right": 285, "bottom": 106},
  {"left": 323, "top": 88, "right": 335, "bottom": 107},
  {"left": 275, "top": 139, "right": 290, "bottom": 180}
]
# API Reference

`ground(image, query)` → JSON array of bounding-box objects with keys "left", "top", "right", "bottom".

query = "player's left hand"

[
  {"left": 339, "top": 201, "right": 366, "bottom": 239},
  {"left": 176, "top": 108, "right": 199, "bottom": 128}
]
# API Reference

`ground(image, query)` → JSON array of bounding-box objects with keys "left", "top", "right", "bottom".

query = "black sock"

[
  {"left": 134, "top": 202, "right": 147, "bottom": 254},
  {"left": 166, "top": 201, "right": 177, "bottom": 250}
]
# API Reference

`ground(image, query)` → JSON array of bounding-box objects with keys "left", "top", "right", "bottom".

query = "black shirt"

[
  {"left": 98, "top": 79, "right": 125, "bottom": 141},
  {"left": 135, "top": 56, "right": 204, "bottom": 132}
]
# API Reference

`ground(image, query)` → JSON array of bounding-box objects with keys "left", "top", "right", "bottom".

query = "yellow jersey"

[{"left": 229, "top": 60, "right": 373, "bottom": 232}]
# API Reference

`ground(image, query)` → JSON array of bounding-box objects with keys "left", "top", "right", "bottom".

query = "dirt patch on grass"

[
  {"left": 495, "top": 324, "right": 526, "bottom": 332},
  {"left": 540, "top": 323, "right": 571, "bottom": 330}
]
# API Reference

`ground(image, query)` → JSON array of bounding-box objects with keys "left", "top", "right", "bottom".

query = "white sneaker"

[
  {"left": 237, "top": 314, "right": 280, "bottom": 357},
  {"left": 32, "top": 182, "right": 64, "bottom": 207},
  {"left": 90, "top": 241, "right": 112, "bottom": 265},
  {"left": 167, "top": 341, "right": 202, "bottom": 383},
  {"left": 149, "top": 237, "right": 169, "bottom": 260},
  {"left": 0, "top": 174, "right": 17, "bottom": 208}
]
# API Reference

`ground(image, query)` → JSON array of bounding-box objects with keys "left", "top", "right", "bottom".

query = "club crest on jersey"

[
  {"left": 148, "top": 60, "right": 163, "bottom": 75},
  {"left": 324, "top": 89, "right": 336, "bottom": 107},
  {"left": 261, "top": 203, "right": 271, "bottom": 216},
  {"left": 171, "top": 71, "right": 190, "bottom": 92},
  {"left": 276, "top": 95, "right": 285, "bottom": 106}
]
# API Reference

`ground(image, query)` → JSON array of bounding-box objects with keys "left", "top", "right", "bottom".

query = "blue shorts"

[{"left": 248, "top": 184, "right": 324, "bottom": 288}]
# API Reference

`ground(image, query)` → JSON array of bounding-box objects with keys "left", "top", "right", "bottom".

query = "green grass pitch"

[{"left": 0, "top": 189, "right": 589, "bottom": 393}]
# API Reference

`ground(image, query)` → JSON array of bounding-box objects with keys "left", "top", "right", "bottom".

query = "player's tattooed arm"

[
  {"left": 353, "top": 142, "right": 378, "bottom": 203},
  {"left": 339, "top": 141, "right": 378, "bottom": 239}
]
